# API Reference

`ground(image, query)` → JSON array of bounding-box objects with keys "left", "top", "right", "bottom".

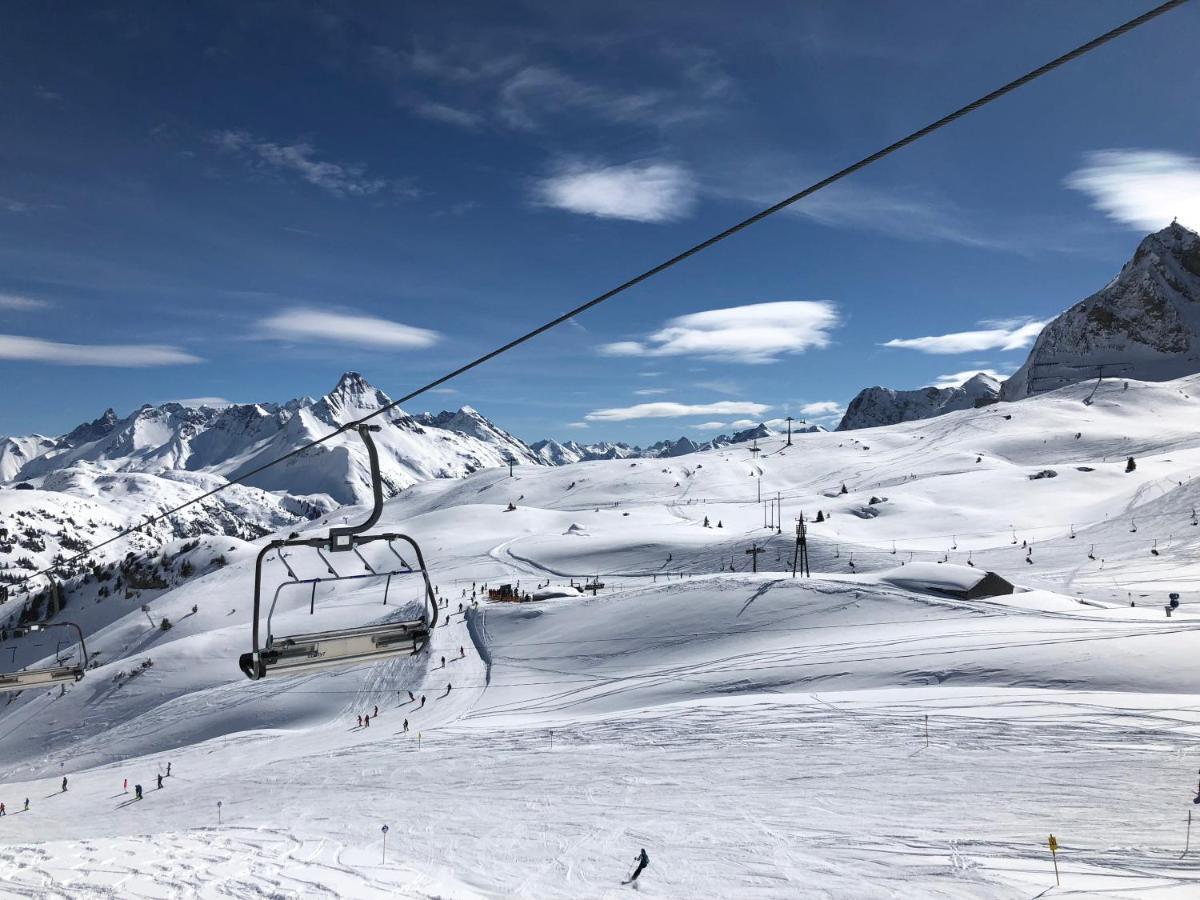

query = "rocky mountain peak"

[{"left": 1002, "top": 222, "right": 1200, "bottom": 401}]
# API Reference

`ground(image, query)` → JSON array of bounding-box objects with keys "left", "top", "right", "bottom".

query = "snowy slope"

[
  {"left": 1003, "top": 222, "right": 1200, "bottom": 399},
  {"left": 3, "top": 374, "right": 1200, "bottom": 896},
  {"left": 0, "top": 435, "right": 56, "bottom": 482}
]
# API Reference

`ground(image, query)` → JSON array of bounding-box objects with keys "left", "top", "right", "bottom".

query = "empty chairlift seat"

[
  {"left": 0, "top": 622, "right": 89, "bottom": 692},
  {"left": 238, "top": 424, "right": 439, "bottom": 680}
]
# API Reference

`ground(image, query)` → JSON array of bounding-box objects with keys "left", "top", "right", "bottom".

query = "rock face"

[
  {"left": 1002, "top": 223, "right": 1200, "bottom": 400},
  {"left": 837, "top": 373, "right": 1000, "bottom": 431}
]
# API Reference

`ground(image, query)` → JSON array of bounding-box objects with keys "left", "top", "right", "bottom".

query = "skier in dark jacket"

[
  {"left": 625, "top": 848, "right": 650, "bottom": 884},
  {"left": 357, "top": 714, "right": 362, "bottom": 727},
  {"left": 420, "top": 695, "right": 426, "bottom": 708},
  {"left": 403, "top": 718, "right": 409, "bottom": 733},
  {"left": 157, "top": 774, "right": 163, "bottom": 790},
  {"left": 407, "top": 691, "right": 415, "bottom": 703},
  {"left": 364, "top": 714, "right": 370, "bottom": 728},
  {"left": 135, "top": 784, "right": 143, "bottom": 800},
  {"left": 373, "top": 705, "right": 378, "bottom": 718},
  {"left": 62, "top": 777, "right": 68, "bottom": 792}
]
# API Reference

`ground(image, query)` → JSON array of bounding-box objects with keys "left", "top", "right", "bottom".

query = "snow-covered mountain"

[
  {"left": 837, "top": 373, "right": 1000, "bottom": 431},
  {"left": 0, "top": 435, "right": 55, "bottom": 481},
  {"left": 531, "top": 422, "right": 805, "bottom": 464},
  {"left": 1002, "top": 222, "right": 1200, "bottom": 400},
  {"left": 9, "top": 372, "right": 543, "bottom": 505}
]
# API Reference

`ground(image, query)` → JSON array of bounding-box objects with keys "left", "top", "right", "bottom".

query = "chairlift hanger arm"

[{"left": 329, "top": 424, "right": 384, "bottom": 551}]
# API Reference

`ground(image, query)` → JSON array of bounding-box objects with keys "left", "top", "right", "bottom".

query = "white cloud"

[
  {"left": 0, "top": 335, "right": 201, "bottom": 366},
  {"left": 170, "top": 396, "right": 233, "bottom": 408},
  {"left": 259, "top": 308, "right": 440, "bottom": 349},
  {"left": 211, "top": 131, "right": 413, "bottom": 199},
  {"left": 882, "top": 318, "right": 1045, "bottom": 355},
  {"left": 690, "top": 421, "right": 726, "bottom": 430},
  {"left": 566, "top": 421, "right": 589, "bottom": 429},
  {"left": 929, "top": 369, "right": 1008, "bottom": 389},
  {"left": 798, "top": 401, "right": 843, "bottom": 416},
  {"left": 414, "top": 102, "right": 483, "bottom": 130},
  {"left": 534, "top": 160, "right": 696, "bottom": 223},
  {"left": 729, "top": 419, "right": 758, "bottom": 428},
  {"left": 1065, "top": 149, "right": 1200, "bottom": 231},
  {"left": 500, "top": 66, "right": 668, "bottom": 131},
  {"left": 585, "top": 400, "right": 770, "bottom": 422},
  {"left": 0, "top": 293, "right": 49, "bottom": 311},
  {"left": 601, "top": 301, "right": 838, "bottom": 364},
  {"left": 634, "top": 388, "right": 670, "bottom": 396}
]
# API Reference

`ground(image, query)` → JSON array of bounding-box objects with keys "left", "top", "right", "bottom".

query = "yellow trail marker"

[{"left": 1048, "top": 834, "right": 1060, "bottom": 885}]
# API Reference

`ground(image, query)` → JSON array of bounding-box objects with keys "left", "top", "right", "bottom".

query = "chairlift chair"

[
  {"left": 239, "top": 425, "right": 438, "bottom": 680},
  {"left": 0, "top": 621, "right": 89, "bottom": 692}
]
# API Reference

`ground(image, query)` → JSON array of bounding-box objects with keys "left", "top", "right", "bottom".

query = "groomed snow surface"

[{"left": 4, "top": 376, "right": 1200, "bottom": 897}]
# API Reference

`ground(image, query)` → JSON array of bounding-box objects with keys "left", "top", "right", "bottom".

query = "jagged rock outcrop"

[
  {"left": 1002, "top": 222, "right": 1200, "bottom": 400},
  {"left": 837, "top": 374, "right": 1000, "bottom": 431}
]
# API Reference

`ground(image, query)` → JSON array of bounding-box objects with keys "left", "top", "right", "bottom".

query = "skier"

[
  {"left": 445, "top": 682, "right": 452, "bottom": 695},
  {"left": 420, "top": 695, "right": 426, "bottom": 708},
  {"left": 458, "top": 602, "right": 463, "bottom": 614},
  {"left": 357, "top": 714, "right": 362, "bottom": 727},
  {"left": 123, "top": 778, "right": 128, "bottom": 793},
  {"left": 364, "top": 714, "right": 370, "bottom": 728},
  {"left": 135, "top": 784, "right": 143, "bottom": 800},
  {"left": 0, "top": 803, "right": 5, "bottom": 817},
  {"left": 23, "top": 798, "right": 28, "bottom": 811},
  {"left": 373, "top": 705, "right": 378, "bottom": 718},
  {"left": 156, "top": 774, "right": 163, "bottom": 790},
  {"left": 403, "top": 718, "right": 409, "bottom": 733},
  {"left": 61, "top": 777, "right": 67, "bottom": 792},
  {"left": 703, "top": 516, "right": 710, "bottom": 527},
  {"left": 1126, "top": 456, "right": 1137, "bottom": 473},
  {"left": 459, "top": 646, "right": 465, "bottom": 658},
  {"left": 407, "top": 691, "right": 416, "bottom": 703},
  {"left": 166, "top": 762, "right": 171, "bottom": 777},
  {"left": 441, "top": 655, "right": 446, "bottom": 668},
  {"left": 623, "top": 848, "right": 650, "bottom": 885}
]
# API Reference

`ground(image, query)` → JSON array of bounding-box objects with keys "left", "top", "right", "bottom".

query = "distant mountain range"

[{"left": 837, "top": 223, "right": 1200, "bottom": 430}]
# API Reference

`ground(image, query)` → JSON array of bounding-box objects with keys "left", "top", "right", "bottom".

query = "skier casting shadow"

[{"left": 623, "top": 848, "right": 650, "bottom": 886}]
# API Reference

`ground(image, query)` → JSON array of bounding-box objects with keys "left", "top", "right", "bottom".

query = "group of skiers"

[{"left": 0, "top": 764, "right": 173, "bottom": 820}]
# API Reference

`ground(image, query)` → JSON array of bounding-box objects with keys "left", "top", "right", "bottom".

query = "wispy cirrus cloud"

[
  {"left": 258, "top": 308, "right": 440, "bottom": 349},
  {"left": 585, "top": 400, "right": 769, "bottom": 422},
  {"left": 634, "top": 388, "right": 670, "bottom": 396},
  {"left": 1065, "top": 149, "right": 1200, "bottom": 231},
  {"left": 690, "top": 421, "right": 726, "bottom": 430},
  {"left": 211, "top": 131, "right": 415, "bottom": 199},
  {"left": 0, "top": 335, "right": 201, "bottom": 366},
  {"left": 601, "top": 301, "right": 838, "bottom": 364},
  {"left": 882, "top": 318, "right": 1045, "bottom": 355},
  {"left": 534, "top": 160, "right": 696, "bottom": 223},
  {"left": 0, "top": 293, "right": 49, "bottom": 311}
]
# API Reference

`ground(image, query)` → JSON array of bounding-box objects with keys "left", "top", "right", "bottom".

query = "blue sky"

[{"left": 2, "top": 0, "right": 1199, "bottom": 443}]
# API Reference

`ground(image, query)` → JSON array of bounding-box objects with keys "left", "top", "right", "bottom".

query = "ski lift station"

[{"left": 880, "top": 563, "right": 1015, "bottom": 600}]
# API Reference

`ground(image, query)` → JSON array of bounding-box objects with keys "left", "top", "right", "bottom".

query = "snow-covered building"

[{"left": 880, "top": 563, "right": 1014, "bottom": 600}]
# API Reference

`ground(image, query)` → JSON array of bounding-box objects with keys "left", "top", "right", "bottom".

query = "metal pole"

[
  {"left": 924, "top": 715, "right": 929, "bottom": 748},
  {"left": 382, "top": 824, "right": 389, "bottom": 864},
  {"left": 217, "top": 800, "right": 222, "bottom": 825},
  {"left": 1185, "top": 809, "right": 1192, "bottom": 856}
]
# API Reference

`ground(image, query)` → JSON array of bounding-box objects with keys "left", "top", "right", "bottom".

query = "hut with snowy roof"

[{"left": 880, "top": 563, "right": 1013, "bottom": 600}]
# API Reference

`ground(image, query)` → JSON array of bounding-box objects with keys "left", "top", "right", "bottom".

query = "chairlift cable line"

[{"left": 9, "top": 0, "right": 1191, "bottom": 592}]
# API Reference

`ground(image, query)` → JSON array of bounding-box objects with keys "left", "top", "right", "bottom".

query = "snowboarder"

[
  {"left": 135, "top": 784, "right": 143, "bottom": 800},
  {"left": 403, "top": 719, "right": 409, "bottom": 733},
  {"left": 357, "top": 714, "right": 362, "bottom": 727},
  {"left": 61, "top": 777, "right": 67, "bottom": 793},
  {"left": 623, "top": 848, "right": 650, "bottom": 884},
  {"left": 156, "top": 774, "right": 163, "bottom": 790}
]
